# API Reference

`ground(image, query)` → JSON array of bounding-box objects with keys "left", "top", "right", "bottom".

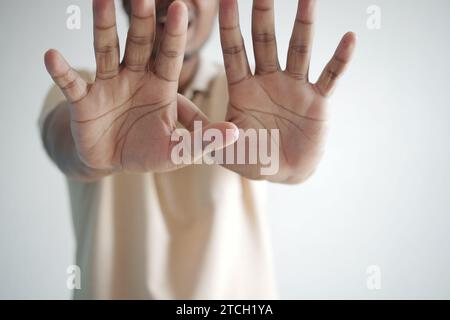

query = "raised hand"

[
  {"left": 44, "top": 0, "right": 237, "bottom": 174},
  {"left": 219, "top": 0, "right": 356, "bottom": 183}
]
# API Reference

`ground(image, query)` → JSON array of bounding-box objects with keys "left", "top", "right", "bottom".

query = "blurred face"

[{"left": 134, "top": 0, "right": 218, "bottom": 61}]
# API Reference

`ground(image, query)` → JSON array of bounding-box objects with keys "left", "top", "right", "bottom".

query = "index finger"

[
  {"left": 153, "top": 1, "right": 188, "bottom": 83},
  {"left": 219, "top": 0, "right": 251, "bottom": 86},
  {"left": 93, "top": 0, "right": 120, "bottom": 80}
]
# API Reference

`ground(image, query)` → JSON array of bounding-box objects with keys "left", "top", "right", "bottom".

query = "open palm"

[
  {"left": 219, "top": 0, "right": 356, "bottom": 183},
  {"left": 45, "top": 0, "right": 236, "bottom": 173}
]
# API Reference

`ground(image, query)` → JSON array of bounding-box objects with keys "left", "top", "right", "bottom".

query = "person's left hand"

[{"left": 219, "top": 0, "right": 356, "bottom": 183}]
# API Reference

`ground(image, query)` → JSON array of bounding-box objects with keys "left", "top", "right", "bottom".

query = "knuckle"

[
  {"left": 161, "top": 49, "right": 183, "bottom": 59},
  {"left": 61, "top": 78, "right": 78, "bottom": 91},
  {"left": 127, "top": 34, "right": 153, "bottom": 47},
  {"left": 253, "top": 32, "right": 276, "bottom": 44},
  {"left": 286, "top": 70, "right": 307, "bottom": 81},
  {"left": 95, "top": 44, "right": 119, "bottom": 55},
  {"left": 289, "top": 43, "right": 310, "bottom": 55},
  {"left": 252, "top": 5, "right": 272, "bottom": 13},
  {"left": 326, "top": 68, "right": 339, "bottom": 81},
  {"left": 295, "top": 18, "right": 313, "bottom": 26},
  {"left": 222, "top": 45, "right": 245, "bottom": 55},
  {"left": 53, "top": 69, "right": 76, "bottom": 89},
  {"left": 220, "top": 25, "right": 240, "bottom": 32},
  {"left": 256, "top": 63, "right": 278, "bottom": 75}
]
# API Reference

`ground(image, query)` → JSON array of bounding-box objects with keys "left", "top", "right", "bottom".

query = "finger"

[
  {"left": 44, "top": 49, "right": 88, "bottom": 104},
  {"left": 177, "top": 94, "right": 210, "bottom": 131},
  {"left": 252, "top": 0, "right": 279, "bottom": 75},
  {"left": 124, "top": 0, "right": 156, "bottom": 72},
  {"left": 219, "top": 0, "right": 252, "bottom": 85},
  {"left": 286, "top": 0, "right": 316, "bottom": 81},
  {"left": 153, "top": 1, "right": 188, "bottom": 82},
  {"left": 93, "top": 0, "right": 120, "bottom": 80},
  {"left": 315, "top": 32, "right": 356, "bottom": 97}
]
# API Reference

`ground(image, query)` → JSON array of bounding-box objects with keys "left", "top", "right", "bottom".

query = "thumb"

[
  {"left": 177, "top": 93, "right": 210, "bottom": 130},
  {"left": 172, "top": 94, "right": 239, "bottom": 167}
]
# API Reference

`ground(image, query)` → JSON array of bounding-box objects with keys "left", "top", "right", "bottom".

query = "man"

[{"left": 41, "top": 0, "right": 355, "bottom": 299}]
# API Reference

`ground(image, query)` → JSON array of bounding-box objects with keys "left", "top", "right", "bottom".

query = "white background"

[{"left": 1, "top": 0, "right": 450, "bottom": 299}]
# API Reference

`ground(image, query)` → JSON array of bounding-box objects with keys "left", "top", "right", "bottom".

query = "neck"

[{"left": 178, "top": 54, "right": 200, "bottom": 94}]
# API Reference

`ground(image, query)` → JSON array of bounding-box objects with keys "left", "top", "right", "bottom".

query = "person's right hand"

[{"left": 44, "top": 0, "right": 238, "bottom": 173}]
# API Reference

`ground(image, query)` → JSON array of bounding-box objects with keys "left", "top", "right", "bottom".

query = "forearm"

[{"left": 41, "top": 103, "right": 111, "bottom": 182}]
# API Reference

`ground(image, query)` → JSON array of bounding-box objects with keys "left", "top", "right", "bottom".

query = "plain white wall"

[{"left": 1, "top": 0, "right": 450, "bottom": 299}]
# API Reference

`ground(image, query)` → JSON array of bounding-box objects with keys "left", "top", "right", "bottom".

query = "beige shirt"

[{"left": 40, "top": 58, "right": 277, "bottom": 300}]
